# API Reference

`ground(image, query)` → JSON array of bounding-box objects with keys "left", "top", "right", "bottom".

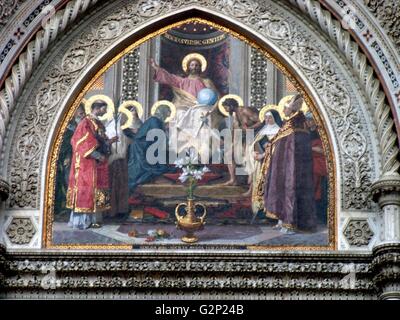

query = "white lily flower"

[
  {"left": 174, "top": 158, "right": 184, "bottom": 168},
  {"left": 193, "top": 170, "right": 204, "bottom": 180},
  {"left": 175, "top": 157, "right": 210, "bottom": 184},
  {"left": 179, "top": 174, "right": 189, "bottom": 183},
  {"left": 202, "top": 166, "right": 210, "bottom": 173}
]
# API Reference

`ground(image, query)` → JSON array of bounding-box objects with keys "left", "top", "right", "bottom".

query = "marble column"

[
  {"left": 229, "top": 37, "right": 250, "bottom": 104},
  {"left": 371, "top": 173, "right": 400, "bottom": 300}
]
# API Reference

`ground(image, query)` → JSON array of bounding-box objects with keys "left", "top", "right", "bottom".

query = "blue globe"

[{"left": 197, "top": 88, "right": 218, "bottom": 106}]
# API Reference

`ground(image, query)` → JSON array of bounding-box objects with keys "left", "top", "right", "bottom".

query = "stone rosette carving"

[
  {"left": 6, "top": 217, "right": 36, "bottom": 245},
  {"left": 344, "top": 219, "right": 374, "bottom": 247},
  {"left": 4, "top": 0, "right": 377, "bottom": 214}
]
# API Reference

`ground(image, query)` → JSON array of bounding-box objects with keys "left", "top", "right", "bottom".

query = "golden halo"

[
  {"left": 151, "top": 100, "right": 176, "bottom": 123},
  {"left": 182, "top": 53, "right": 207, "bottom": 73},
  {"left": 218, "top": 94, "right": 244, "bottom": 117},
  {"left": 277, "top": 95, "right": 308, "bottom": 118},
  {"left": 85, "top": 94, "right": 115, "bottom": 121},
  {"left": 259, "top": 105, "right": 279, "bottom": 122},
  {"left": 118, "top": 100, "right": 143, "bottom": 130}
]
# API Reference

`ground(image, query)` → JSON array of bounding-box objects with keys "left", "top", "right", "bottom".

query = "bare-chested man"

[{"left": 221, "top": 98, "right": 263, "bottom": 186}]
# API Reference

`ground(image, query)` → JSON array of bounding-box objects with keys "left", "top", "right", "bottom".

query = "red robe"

[
  {"left": 66, "top": 115, "right": 110, "bottom": 213},
  {"left": 154, "top": 67, "right": 207, "bottom": 99}
]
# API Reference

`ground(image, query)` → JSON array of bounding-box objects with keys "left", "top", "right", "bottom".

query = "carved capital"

[
  {"left": 372, "top": 244, "right": 400, "bottom": 300},
  {"left": 0, "top": 178, "right": 10, "bottom": 202},
  {"left": 371, "top": 173, "right": 400, "bottom": 208}
]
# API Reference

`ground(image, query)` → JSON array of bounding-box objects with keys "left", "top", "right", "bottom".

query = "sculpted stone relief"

[
  {"left": 344, "top": 219, "right": 374, "bottom": 247},
  {"left": 0, "top": 0, "right": 25, "bottom": 27},
  {"left": 364, "top": 0, "right": 400, "bottom": 52},
  {"left": 0, "top": 248, "right": 384, "bottom": 299},
  {"left": 2, "top": 241, "right": 398, "bottom": 299},
  {"left": 5, "top": 217, "right": 36, "bottom": 245}
]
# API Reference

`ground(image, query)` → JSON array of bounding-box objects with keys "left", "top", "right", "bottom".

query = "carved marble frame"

[{"left": 1, "top": 0, "right": 385, "bottom": 252}]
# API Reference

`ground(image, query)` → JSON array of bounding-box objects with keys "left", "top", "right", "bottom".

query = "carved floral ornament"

[
  {"left": 0, "top": 0, "right": 397, "bottom": 252},
  {"left": 5, "top": 217, "right": 36, "bottom": 245},
  {"left": 343, "top": 219, "right": 374, "bottom": 247},
  {"left": 364, "top": 0, "right": 400, "bottom": 51},
  {"left": 0, "top": 253, "right": 377, "bottom": 299},
  {"left": 0, "top": 0, "right": 24, "bottom": 27}
]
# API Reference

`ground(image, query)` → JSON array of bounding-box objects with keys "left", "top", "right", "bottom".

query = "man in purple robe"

[{"left": 255, "top": 94, "right": 317, "bottom": 234}]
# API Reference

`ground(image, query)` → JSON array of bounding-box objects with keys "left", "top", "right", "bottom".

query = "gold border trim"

[
  {"left": 76, "top": 132, "right": 89, "bottom": 147},
  {"left": 44, "top": 17, "right": 337, "bottom": 251},
  {"left": 83, "top": 145, "right": 97, "bottom": 158}
]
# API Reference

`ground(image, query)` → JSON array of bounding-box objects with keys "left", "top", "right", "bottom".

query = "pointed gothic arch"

[
  {"left": 0, "top": 0, "right": 399, "bottom": 300},
  {"left": 0, "top": 1, "right": 385, "bottom": 252}
]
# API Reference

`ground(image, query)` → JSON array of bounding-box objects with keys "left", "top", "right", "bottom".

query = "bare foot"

[
  {"left": 221, "top": 179, "right": 238, "bottom": 186},
  {"left": 242, "top": 188, "right": 252, "bottom": 197}
]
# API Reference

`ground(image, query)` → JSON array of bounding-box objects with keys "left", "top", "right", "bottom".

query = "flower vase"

[{"left": 175, "top": 197, "right": 207, "bottom": 243}]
